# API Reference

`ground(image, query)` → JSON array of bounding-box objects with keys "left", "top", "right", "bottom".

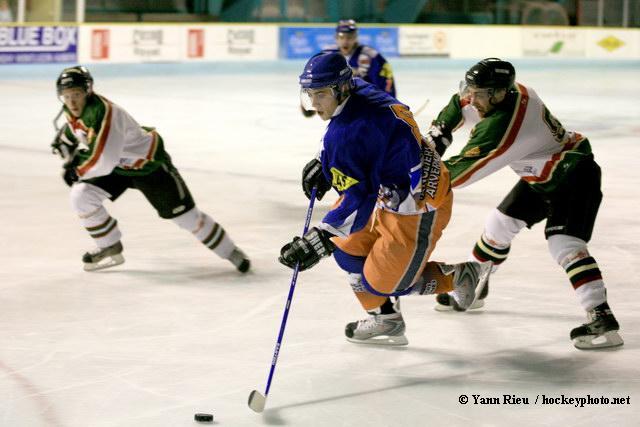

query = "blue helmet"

[
  {"left": 336, "top": 19, "right": 357, "bottom": 34},
  {"left": 299, "top": 51, "right": 353, "bottom": 90}
]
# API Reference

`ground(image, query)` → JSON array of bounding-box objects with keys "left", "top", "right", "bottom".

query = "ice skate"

[
  {"left": 570, "top": 302, "right": 623, "bottom": 350},
  {"left": 435, "top": 280, "right": 489, "bottom": 312},
  {"left": 448, "top": 261, "right": 491, "bottom": 311},
  {"left": 228, "top": 248, "right": 250, "bottom": 273},
  {"left": 345, "top": 312, "right": 408, "bottom": 346},
  {"left": 82, "top": 241, "right": 124, "bottom": 271}
]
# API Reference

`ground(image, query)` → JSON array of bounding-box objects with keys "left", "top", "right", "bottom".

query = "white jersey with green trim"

[
  {"left": 65, "top": 94, "right": 165, "bottom": 180},
  {"left": 442, "top": 83, "right": 592, "bottom": 193}
]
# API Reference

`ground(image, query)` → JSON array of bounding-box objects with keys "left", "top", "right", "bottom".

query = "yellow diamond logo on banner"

[
  {"left": 597, "top": 36, "right": 625, "bottom": 52},
  {"left": 330, "top": 167, "right": 359, "bottom": 191}
]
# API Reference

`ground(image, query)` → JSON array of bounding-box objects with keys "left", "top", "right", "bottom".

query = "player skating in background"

[
  {"left": 424, "top": 58, "right": 622, "bottom": 349},
  {"left": 52, "top": 66, "right": 250, "bottom": 273},
  {"left": 300, "top": 19, "right": 396, "bottom": 117},
  {"left": 280, "top": 52, "right": 490, "bottom": 346}
]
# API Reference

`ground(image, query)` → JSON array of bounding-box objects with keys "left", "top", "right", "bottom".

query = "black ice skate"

[
  {"left": 82, "top": 241, "right": 124, "bottom": 271},
  {"left": 570, "top": 302, "right": 623, "bottom": 350},
  {"left": 435, "top": 280, "right": 489, "bottom": 312},
  {"left": 229, "top": 248, "right": 250, "bottom": 273}
]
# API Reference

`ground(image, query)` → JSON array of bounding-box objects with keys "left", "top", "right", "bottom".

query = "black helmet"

[
  {"left": 56, "top": 65, "right": 94, "bottom": 96},
  {"left": 465, "top": 58, "right": 515, "bottom": 89}
]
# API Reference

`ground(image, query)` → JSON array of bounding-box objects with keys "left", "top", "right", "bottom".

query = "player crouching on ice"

[
  {"left": 278, "top": 52, "right": 490, "bottom": 346},
  {"left": 52, "top": 66, "right": 250, "bottom": 273},
  {"left": 425, "top": 58, "right": 623, "bottom": 350}
]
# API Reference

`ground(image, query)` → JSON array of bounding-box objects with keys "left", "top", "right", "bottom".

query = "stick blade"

[{"left": 248, "top": 390, "right": 266, "bottom": 413}]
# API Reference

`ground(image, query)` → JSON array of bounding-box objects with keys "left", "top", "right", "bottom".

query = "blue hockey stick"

[{"left": 248, "top": 188, "right": 318, "bottom": 413}]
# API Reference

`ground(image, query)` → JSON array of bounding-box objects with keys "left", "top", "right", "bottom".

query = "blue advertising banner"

[
  {"left": 0, "top": 26, "right": 78, "bottom": 64},
  {"left": 280, "top": 27, "right": 398, "bottom": 59}
]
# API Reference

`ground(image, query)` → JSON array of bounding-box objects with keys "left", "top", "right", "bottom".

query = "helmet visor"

[
  {"left": 459, "top": 81, "right": 494, "bottom": 102},
  {"left": 300, "top": 86, "right": 338, "bottom": 112}
]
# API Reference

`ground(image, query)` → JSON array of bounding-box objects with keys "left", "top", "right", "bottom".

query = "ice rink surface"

[{"left": 1, "top": 58, "right": 639, "bottom": 426}]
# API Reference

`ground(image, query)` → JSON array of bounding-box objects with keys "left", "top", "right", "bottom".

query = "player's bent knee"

[
  {"left": 69, "top": 182, "right": 109, "bottom": 216},
  {"left": 333, "top": 248, "right": 365, "bottom": 274},
  {"left": 484, "top": 208, "right": 527, "bottom": 244},
  {"left": 172, "top": 206, "right": 201, "bottom": 231},
  {"left": 548, "top": 234, "right": 589, "bottom": 267}
]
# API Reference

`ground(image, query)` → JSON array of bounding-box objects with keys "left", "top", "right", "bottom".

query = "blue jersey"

[
  {"left": 328, "top": 46, "right": 396, "bottom": 97},
  {"left": 318, "top": 79, "right": 425, "bottom": 238}
]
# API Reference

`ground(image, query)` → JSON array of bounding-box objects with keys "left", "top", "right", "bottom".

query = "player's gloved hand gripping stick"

[
  {"left": 248, "top": 188, "right": 318, "bottom": 413},
  {"left": 50, "top": 108, "right": 82, "bottom": 186}
]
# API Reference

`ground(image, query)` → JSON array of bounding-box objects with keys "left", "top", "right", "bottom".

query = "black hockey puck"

[{"left": 194, "top": 413, "right": 214, "bottom": 423}]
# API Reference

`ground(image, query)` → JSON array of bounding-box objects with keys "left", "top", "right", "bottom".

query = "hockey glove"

[
  {"left": 424, "top": 121, "right": 452, "bottom": 156},
  {"left": 279, "top": 227, "right": 336, "bottom": 271},
  {"left": 62, "top": 165, "right": 79, "bottom": 187},
  {"left": 51, "top": 124, "right": 78, "bottom": 160},
  {"left": 61, "top": 152, "right": 83, "bottom": 187},
  {"left": 300, "top": 104, "right": 316, "bottom": 118},
  {"left": 302, "top": 158, "right": 332, "bottom": 201}
]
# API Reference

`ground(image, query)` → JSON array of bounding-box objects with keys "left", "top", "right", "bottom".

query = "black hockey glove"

[
  {"left": 61, "top": 152, "right": 83, "bottom": 187},
  {"left": 300, "top": 104, "right": 316, "bottom": 118},
  {"left": 424, "top": 121, "right": 452, "bottom": 156},
  {"left": 279, "top": 227, "right": 336, "bottom": 271},
  {"left": 62, "top": 165, "right": 79, "bottom": 187},
  {"left": 302, "top": 158, "right": 332, "bottom": 201}
]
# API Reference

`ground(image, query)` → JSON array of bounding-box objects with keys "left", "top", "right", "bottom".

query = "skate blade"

[
  {"left": 346, "top": 334, "right": 409, "bottom": 346},
  {"left": 435, "top": 299, "right": 484, "bottom": 312},
  {"left": 83, "top": 254, "right": 125, "bottom": 272},
  {"left": 573, "top": 330, "right": 624, "bottom": 350},
  {"left": 248, "top": 390, "right": 266, "bottom": 413}
]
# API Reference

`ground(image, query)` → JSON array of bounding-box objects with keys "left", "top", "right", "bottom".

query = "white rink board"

[{"left": 78, "top": 24, "right": 279, "bottom": 63}]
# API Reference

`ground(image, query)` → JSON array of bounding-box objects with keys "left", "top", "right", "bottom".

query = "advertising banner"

[
  {"left": 522, "top": 28, "right": 586, "bottom": 58},
  {"left": 586, "top": 29, "right": 638, "bottom": 59},
  {"left": 80, "top": 25, "right": 185, "bottom": 63},
  {"left": 0, "top": 26, "right": 77, "bottom": 64},
  {"left": 205, "top": 25, "right": 278, "bottom": 60},
  {"left": 398, "top": 26, "right": 449, "bottom": 57},
  {"left": 279, "top": 26, "right": 398, "bottom": 59}
]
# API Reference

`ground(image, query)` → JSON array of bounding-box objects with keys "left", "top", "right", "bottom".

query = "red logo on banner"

[
  {"left": 91, "top": 29, "right": 110, "bottom": 60},
  {"left": 188, "top": 29, "right": 204, "bottom": 58}
]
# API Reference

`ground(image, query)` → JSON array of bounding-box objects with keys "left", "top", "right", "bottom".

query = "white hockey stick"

[{"left": 412, "top": 98, "right": 430, "bottom": 117}]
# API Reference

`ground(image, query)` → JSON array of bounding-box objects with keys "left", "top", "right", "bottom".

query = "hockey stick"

[
  {"left": 248, "top": 188, "right": 318, "bottom": 413},
  {"left": 413, "top": 98, "right": 430, "bottom": 118},
  {"left": 50, "top": 108, "right": 80, "bottom": 167},
  {"left": 53, "top": 107, "right": 64, "bottom": 132}
]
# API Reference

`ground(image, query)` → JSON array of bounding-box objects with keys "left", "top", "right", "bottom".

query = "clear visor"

[
  {"left": 58, "top": 88, "right": 88, "bottom": 104},
  {"left": 300, "top": 86, "right": 337, "bottom": 111},
  {"left": 458, "top": 81, "right": 494, "bottom": 101}
]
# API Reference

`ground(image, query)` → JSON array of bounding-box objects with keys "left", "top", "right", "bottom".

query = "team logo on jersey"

[
  {"left": 464, "top": 146, "right": 481, "bottom": 157},
  {"left": 330, "top": 167, "right": 359, "bottom": 191}
]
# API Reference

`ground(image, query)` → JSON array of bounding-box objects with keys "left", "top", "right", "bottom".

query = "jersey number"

[{"left": 542, "top": 105, "right": 566, "bottom": 143}]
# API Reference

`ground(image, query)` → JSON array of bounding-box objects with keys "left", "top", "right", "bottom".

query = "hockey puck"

[{"left": 194, "top": 413, "right": 214, "bottom": 423}]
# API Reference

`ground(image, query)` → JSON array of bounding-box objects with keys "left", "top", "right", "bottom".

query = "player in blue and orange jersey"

[{"left": 279, "top": 52, "right": 490, "bottom": 346}]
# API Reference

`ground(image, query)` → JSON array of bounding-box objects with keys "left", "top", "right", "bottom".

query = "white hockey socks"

[{"left": 173, "top": 207, "right": 240, "bottom": 259}]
